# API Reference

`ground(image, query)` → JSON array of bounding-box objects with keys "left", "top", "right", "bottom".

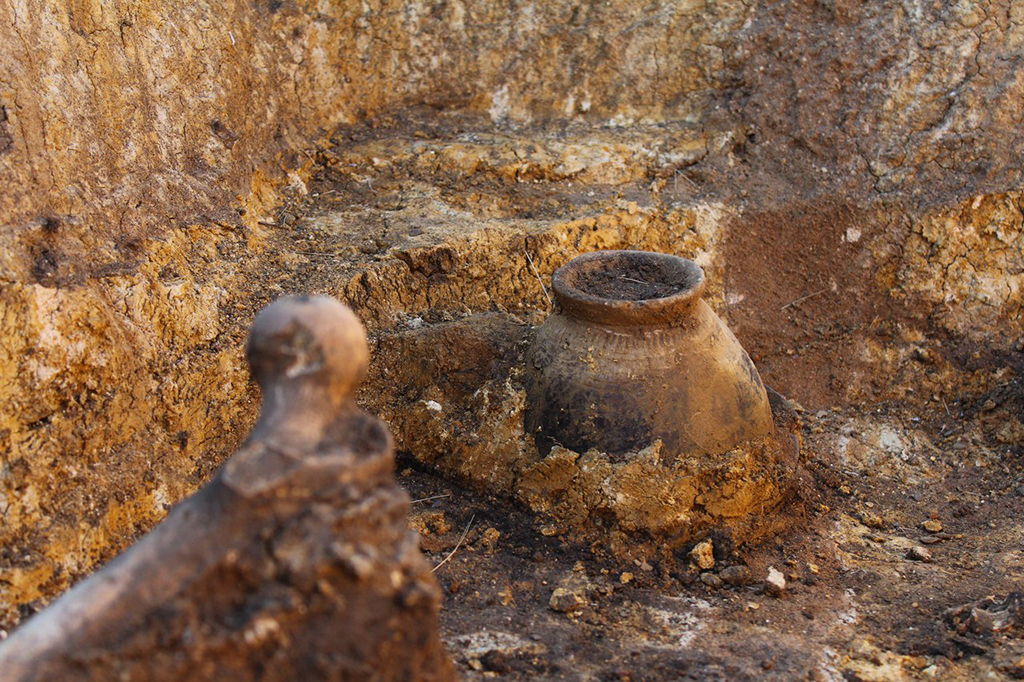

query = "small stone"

[
  {"left": 911, "top": 346, "right": 932, "bottom": 363},
  {"left": 906, "top": 546, "right": 932, "bottom": 562},
  {"left": 549, "top": 587, "right": 587, "bottom": 613},
  {"left": 920, "top": 536, "right": 942, "bottom": 545},
  {"left": 480, "top": 650, "right": 513, "bottom": 674},
  {"left": 746, "top": 602, "right": 760, "bottom": 611},
  {"left": 807, "top": 563, "right": 820, "bottom": 575},
  {"left": 764, "top": 567, "right": 786, "bottom": 596},
  {"left": 838, "top": 485, "right": 852, "bottom": 496},
  {"left": 720, "top": 565, "right": 751, "bottom": 586},
  {"left": 674, "top": 570, "right": 697, "bottom": 586},
  {"left": 860, "top": 511, "right": 886, "bottom": 529},
  {"left": 922, "top": 519, "right": 943, "bottom": 533},
  {"left": 408, "top": 510, "right": 451, "bottom": 537},
  {"left": 619, "top": 572, "right": 634, "bottom": 585},
  {"left": 478, "top": 527, "right": 501, "bottom": 551},
  {"left": 700, "top": 573, "right": 723, "bottom": 589},
  {"left": 689, "top": 539, "right": 715, "bottom": 570}
]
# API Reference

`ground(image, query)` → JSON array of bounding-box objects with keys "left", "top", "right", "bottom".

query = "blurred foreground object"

[{"left": 0, "top": 296, "right": 453, "bottom": 681}]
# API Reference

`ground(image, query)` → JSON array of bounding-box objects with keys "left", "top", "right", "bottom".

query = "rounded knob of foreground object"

[{"left": 245, "top": 295, "right": 370, "bottom": 401}]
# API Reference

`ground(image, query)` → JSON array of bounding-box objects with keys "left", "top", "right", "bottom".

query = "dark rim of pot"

[{"left": 551, "top": 250, "right": 706, "bottom": 326}]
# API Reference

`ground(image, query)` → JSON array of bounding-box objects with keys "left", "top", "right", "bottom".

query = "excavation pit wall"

[
  {"left": 2, "top": 124, "right": 1023, "bottom": 629},
  {"left": 2, "top": 0, "right": 1024, "bottom": 640}
]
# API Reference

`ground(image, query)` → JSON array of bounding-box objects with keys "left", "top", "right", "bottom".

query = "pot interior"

[{"left": 556, "top": 250, "right": 703, "bottom": 303}]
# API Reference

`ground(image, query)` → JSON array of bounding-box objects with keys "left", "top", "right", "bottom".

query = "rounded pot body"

[{"left": 524, "top": 251, "right": 773, "bottom": 459}]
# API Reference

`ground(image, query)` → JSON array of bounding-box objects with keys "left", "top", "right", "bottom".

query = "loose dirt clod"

[
  {"left": 906, "top": 546, "right": 933, "bottom": 562},
  {"left": 549, "top": 588, "right": 588, "bottom": 613},
  {"left": 765, "top": 567, "right": 787, "bottom": 597},
  {"left": 701, "top": 573, "right": 724, "bottom": 589},
  {"left": 690, "top": 539, "right": 716, "bottom": 570},
  {"left": 946, "top": 594, "right": 1024, "bottom": 635},
  {"left": 720, "top": 565, "right": 751, "bottom": 586}
]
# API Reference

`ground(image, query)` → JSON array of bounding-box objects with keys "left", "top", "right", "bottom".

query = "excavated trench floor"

[
  {"left": 234, "top": 110, "right": 1022, "bottom": 680},
  {"left": 20, "top": 108, "right": 1020, "bottom": 678},
  {"left": 248, "top": 109, "right": 1024, "bottom": 680}
]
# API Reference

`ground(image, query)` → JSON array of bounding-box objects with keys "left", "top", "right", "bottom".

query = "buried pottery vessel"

[{"left": 525, "top": 250, "right": 774, "bottom": 459}]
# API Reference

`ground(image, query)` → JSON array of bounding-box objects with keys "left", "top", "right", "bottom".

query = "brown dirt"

[
  {"left": 2, "top": 1, "right": 1024, "bottom": 675},
  {"left": 3, "top": 102, "right": 1021, "bottom": 678},
  {"left": 400, "top": 416, "right": 1024, "bottom": 680},
  {"left": 331, "top": 113, "right": 1024, "bottom": 679},
  {"left": 571, "top": 259, "right": 693, "bottom": 302},
  {"left": 575, "top": 271, "right": 683, "bottom": 302},
  {"left": 722, "top": 200, "right": 919, "bottom": 410},
  {"left": 393, "top": 392, "right": 1024, "bottom": 678}
]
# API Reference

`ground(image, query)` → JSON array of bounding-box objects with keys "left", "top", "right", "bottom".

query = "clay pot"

[{"left": 525, "top": 250, "right": 773, "bottom": 459}]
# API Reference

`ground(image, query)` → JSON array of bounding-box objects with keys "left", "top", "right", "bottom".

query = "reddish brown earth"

[
  {"left": 2, "top": 2, "right": 1023, "bottom": 678},
  {"left": 262, "top": 111, "right": 1023, "bottom": 679}
]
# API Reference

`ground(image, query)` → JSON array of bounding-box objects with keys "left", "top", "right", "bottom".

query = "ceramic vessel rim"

[{"left": 551, "top": 250, "right": 706, "bottom": 326}]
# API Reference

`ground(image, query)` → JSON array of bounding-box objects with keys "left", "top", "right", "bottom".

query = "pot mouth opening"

[{"left": 552, "top": 250, "right": 706, "bottom": 326}]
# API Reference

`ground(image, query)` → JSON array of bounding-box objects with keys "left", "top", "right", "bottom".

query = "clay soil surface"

[
  {"left": 400, "top": 403, "right": 1024, "bottom": 680},
  {"left": 8, "top": 108, "right": 1022, "bottom": 679},
  {"left": 262, "top": 110, "right": 1024, "bottom": 680},
  {"left": 3, "top": 3, "right": 1024, "bottom": 676},
  {"left": 228, "top": 111, "right": 1023, "bottom": 680}
]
